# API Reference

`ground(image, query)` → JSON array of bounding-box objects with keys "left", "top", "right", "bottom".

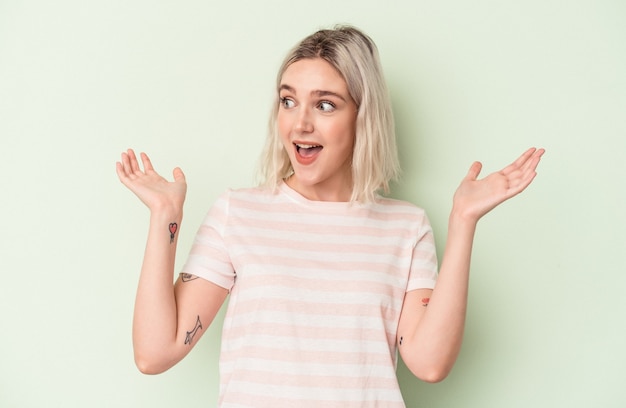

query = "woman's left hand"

[{"left": 452, "top": 147, "right": 545, "bottom": 222}]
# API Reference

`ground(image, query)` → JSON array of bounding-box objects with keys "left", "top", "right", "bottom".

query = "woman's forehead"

[{"left": 279, "top": 58, "right": 348, "bottom": 94}]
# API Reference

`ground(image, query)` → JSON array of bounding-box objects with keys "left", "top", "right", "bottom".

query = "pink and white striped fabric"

[{"left": 182, "top": 182, "right": 438, "bottom": 407}]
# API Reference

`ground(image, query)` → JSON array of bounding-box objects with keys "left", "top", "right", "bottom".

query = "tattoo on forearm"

[
  {"left": 181, "top": 273, "right": 198, "bottom": 282},
  {"left": 184, "top": 315, "right": 203, "bottom": 345},
  {"left": 397, "top": 299, "right": 431, "bottom": 348},
  {"left": 169, "top": 223, "right": 178, "bottom": 243}
]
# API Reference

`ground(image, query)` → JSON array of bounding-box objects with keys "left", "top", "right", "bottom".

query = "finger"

[
  {"left": 465, "top": 161, "right": 482, "bottom": 181},
  {"left": 115, "top": 161, "right": 127, "bottom": 181},
  {"left": 515, "top": 148, "right": 545, "bottom": 182},
  {"left": 117, "top": 150, "right": 136, "bottom": 180},
  {"left": 116, "top": 161, "right": 136, "bottom": 189},
  {"left": 173, "top": 167, "right": 186, "bottom": 182},
  {"left": 506, "top": 151, "right": 544, "bottom": 195},
  {"left": 120, "top": 151, "right": 133, "bottom": 176},
  {"left": 501, "top": 148, "right": 537, "bottom": 176},
  {"left": 127, "top": 149, "right": 141, "bottom": 174},
  {"left": 526, "top": 148, "right": 545, "bottom": 172},
  {"left": 140, "top": 152, "right": 155, "bottom": 173}
]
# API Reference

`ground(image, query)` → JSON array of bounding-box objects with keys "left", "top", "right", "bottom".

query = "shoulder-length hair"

[{"left": 258, "top": 25, "right": 400, "bottom": 203}]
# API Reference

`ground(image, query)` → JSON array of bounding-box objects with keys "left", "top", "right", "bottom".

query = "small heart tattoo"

[{"left": 169, "top": 223, "right": 178, "bottom": 243}]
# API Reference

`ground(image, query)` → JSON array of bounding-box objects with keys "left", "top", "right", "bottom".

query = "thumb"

[
  {"left": 172, "top": 167, "right": 186, "bottom": 183},
  {"left": 465, "top": 161, "right": 482, "bottom": 181}
]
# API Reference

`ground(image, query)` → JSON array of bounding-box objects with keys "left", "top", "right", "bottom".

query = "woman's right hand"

[{"left": 116, "top": 149, "right": 187, "bottom": 213}]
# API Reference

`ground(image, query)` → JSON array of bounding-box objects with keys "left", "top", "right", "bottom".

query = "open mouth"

[{"left": 295, "top": 143, "right": 323, "bottom": 157}]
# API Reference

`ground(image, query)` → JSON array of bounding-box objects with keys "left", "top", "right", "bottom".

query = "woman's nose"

[{"left": 294, "top": 107, "right": 314, "bottom": 133}]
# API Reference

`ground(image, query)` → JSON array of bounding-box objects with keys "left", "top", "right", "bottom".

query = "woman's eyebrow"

[
  {"left": 312, "top": 90, "right": 347, "bottom": 102},
  {"left": 279, "top": 84, "right": 295, "bottom": 93},
  {"left": 279, "top": 84, "right": 347, "bottom": 102}
]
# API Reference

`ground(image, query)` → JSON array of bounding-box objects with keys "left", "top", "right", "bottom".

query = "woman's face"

[{"left": 277, "top": 58, "right": 358, "bottom": 202}]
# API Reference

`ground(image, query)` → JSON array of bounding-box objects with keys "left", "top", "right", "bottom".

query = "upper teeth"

[{"left": 296, "top": 144, "right": 320, "bottom": 149}]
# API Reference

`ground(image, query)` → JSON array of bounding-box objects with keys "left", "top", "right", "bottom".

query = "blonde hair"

[{"left": 258, "top": 25, "right": 400, "bottom": 203}]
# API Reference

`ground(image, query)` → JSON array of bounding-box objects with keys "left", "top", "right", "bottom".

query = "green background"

[{"left": 1, "top": 1, "right": 624, "bottom": 406}]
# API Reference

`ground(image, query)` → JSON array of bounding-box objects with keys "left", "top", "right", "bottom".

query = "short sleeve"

[
  {"left": 406, "top": 214, "right": 438, "bottom": 292},
  {"left": 181, "top": 190, "right": 236, "bottom": 290}
]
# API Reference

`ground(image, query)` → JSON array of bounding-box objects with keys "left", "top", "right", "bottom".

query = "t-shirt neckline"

[{"left": 278, "top": 181, "right": 359, "bottom": 210}]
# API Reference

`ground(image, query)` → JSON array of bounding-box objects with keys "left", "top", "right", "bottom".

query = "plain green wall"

[{"left": 1, "top": 1, "right": 625, "bottom": 407}]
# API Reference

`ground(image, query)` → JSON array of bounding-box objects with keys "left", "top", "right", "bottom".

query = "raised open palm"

[
  {"left": 453, "top": 147, "right": 545, "bottom": 221},
  {"left": 115, "top": 149, "right": 187, "bottom": 212}
]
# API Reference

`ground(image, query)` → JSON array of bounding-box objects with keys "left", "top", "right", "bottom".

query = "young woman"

[{"left": 116, "top": 25, "right": 544, "bottom": 407}]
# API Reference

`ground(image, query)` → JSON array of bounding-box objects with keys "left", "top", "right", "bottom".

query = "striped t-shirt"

[{"left": 182, "top": 182, "right": 438, "bottom": 407}]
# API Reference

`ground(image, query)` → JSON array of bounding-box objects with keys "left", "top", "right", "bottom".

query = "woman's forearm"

[
  {"left": 399, "top": 211, "right": 477, "bottom": 382},
  {"left": 132, "top": 209, "right": 183, "bottom": 371},
  {"left": 425, "top": 212, "right": 476, "bottom": 361}
]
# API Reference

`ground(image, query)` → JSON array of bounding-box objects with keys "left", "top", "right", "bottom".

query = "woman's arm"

[
  {"left": 397, "top": 147, "right": 545, "bottom": 382},
  {"left": 116, "top": 149, "right": 228, "bottom": 374}
]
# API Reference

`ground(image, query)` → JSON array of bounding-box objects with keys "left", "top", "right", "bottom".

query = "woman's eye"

[
  {"left": 318, "top": 101, "right": 336, "bottom": 112},
  {"left": 280, "top": 97, "right": 295, "bottom": 109}
]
